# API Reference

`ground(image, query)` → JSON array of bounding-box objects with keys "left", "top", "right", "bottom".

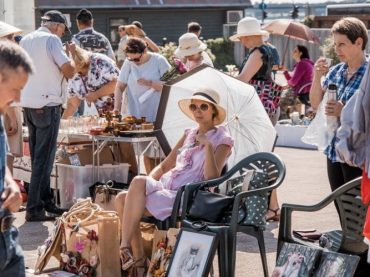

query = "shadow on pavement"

[
  {"left": 18, "top": 222, "right": 49, "bottom": 251},
  {"left": 236, "top": 221, "right": 279, "bottom": 254}
]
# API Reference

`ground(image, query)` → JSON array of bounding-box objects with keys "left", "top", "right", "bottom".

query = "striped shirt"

[{"left": 322, "top": 60, "right": 368, "bottom": 162}]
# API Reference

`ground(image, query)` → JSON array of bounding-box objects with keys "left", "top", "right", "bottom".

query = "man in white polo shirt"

[{"left": 20, "top": 10, "right": 75, "bottom": 221}]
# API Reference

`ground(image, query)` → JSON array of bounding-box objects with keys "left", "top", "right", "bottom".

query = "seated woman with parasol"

[{"left": 114, "top": 88, "right": 234, "bottom": 276}]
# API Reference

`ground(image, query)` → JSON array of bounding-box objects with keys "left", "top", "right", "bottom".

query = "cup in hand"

[{"left": 324, "top": 58, "right": 332, "bottom": 67}]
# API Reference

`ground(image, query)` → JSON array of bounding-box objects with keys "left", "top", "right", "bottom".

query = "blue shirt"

[
  {"left": 322, "top": 60, "right": 368, "bottom": 162},
  {"left": 0, "top": 116, "right": 7, "bottom": 192}
]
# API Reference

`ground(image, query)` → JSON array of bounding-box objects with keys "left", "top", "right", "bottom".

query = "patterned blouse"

[
  {"left": 322, "top": 60, "right": 368, "bottom": 162},
  {"left": 68, "top": 53, "right": 119, "bottom": 108}
]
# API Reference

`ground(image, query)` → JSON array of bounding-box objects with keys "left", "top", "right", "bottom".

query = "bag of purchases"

[
  {"left": 91, "top": 180, "right": 128, "bottom": 211},
  {"left": 60, "top": 199, "right": 121, "bottom": 277},
  {"left": 147, "top": 228, "right": 179, "bottom": 277},
  {"left": 249, "top": 79, "right": 283, "bottom": 119}
]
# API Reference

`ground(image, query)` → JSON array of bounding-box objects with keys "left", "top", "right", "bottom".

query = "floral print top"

[{"left": 68, "top": 53, "right": 119, "bottom": 108}]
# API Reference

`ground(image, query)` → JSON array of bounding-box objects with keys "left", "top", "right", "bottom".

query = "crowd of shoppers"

[{"left": 1, "top": 6, "right": 370, "bottom": 276}]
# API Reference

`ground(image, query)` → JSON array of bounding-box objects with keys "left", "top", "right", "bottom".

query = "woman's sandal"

[
  {"left": 266, "top": 208, "right": 280, "bottom": 222},
  {"left": 130, "top": 257, "right": 149, "bottom": 277},
  {"left": 120, "top": 246, "right": 136, "bottom": 271}
]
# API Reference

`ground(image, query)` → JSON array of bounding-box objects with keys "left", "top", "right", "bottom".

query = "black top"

[{"left": 239, "top": 44, "right": 273, "bottom": 82}]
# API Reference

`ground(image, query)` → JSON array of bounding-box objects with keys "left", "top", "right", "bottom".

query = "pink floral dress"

[{"left": 145, "top": 126, "right": 234, "bottom": 220}]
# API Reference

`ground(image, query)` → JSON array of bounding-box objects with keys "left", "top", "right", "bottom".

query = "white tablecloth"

[{"left": 275, "top": 124, "right": 317, "bottom": 150}]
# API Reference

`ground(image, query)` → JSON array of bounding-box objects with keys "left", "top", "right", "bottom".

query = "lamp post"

[{"left": 259, "top": 0, "right": 267, "bottom": 24}]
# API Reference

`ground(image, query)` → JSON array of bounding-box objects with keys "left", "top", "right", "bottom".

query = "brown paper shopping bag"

[{"left": 59, "top": 199, "right": 121, "bottom": 277}]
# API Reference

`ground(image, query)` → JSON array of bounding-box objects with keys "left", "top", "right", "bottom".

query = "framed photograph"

[
  {"left": 166, "top": 228, "right": 218, "bottom": 277},
  {"left": 313, "top": 251, "right": 360, "bottom": 277},
  {"left": 272, "top": 242, "right": 321, "bottom": 277}
]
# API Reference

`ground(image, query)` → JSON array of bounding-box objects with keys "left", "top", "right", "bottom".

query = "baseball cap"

[
  {"left": 76, "top": 9, "right": 93, "bottom": 21},
  {"left": 41, "top": 10, "right": 71, "bottom": 34}
]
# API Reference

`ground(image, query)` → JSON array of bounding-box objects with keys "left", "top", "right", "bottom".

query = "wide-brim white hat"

[
  {"left": 0, "top": 21, "right": 21, "bottom": 38},
  {"left": 230, "top": 17, "right": 268, "bottom": 42},
  {"left": 175, "top": 32, "right": 207, "bottom": 58},
  {"left": 178, "top": 87, "right": 226, "bottom": 125}
]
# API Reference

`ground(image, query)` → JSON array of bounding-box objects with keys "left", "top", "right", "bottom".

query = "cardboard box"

[{"left": 56, "top": 145, "right": 114, "bottom": 166}]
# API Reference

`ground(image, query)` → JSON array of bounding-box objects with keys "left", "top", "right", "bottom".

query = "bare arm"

[
  {"left": 197, "top": 134, "right": 231, "bottom": 180},
  {"left": 310, "top": 57, "right": 327, "bottom": 110},
  {"left": 60, "top": 61, "right": 76, "bottom": 79},
  {"left": 150, "top": 134, "right": 186, "bottom": 180},
  {"left": 137, "top": 79, "right": 165, "bottom": 92},
  {"left": 85, "top": 80, "right": 117, "bottom": 103},
  {"left": 237, "top": 50, "right": 263, "bottom": 83},
  {"left": 2, "top": 167, "right": 22, "bottom": 212},
  {"left": 4, "top": 107, "right": 18, "bottom": 136},
  {"left": 113, "top": 81, "right": 127, "bottom": 113},
  {"left": 143, "top": 36, "right": 160, "bottom": 53},
  {"left": 62, "top": 96, "right": 81, "bottom": 119}
]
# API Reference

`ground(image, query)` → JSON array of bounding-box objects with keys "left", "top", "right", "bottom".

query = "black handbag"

[{"left": 188, "top": 190, "right": 234, "bottom": 223}]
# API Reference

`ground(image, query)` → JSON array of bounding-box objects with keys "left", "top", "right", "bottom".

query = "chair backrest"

[
  {"left": 335, "top": 177, "right": 368, "bottom": 254},
  {"left": 236, "top": 152, "right": 285, "bottom": 188}
]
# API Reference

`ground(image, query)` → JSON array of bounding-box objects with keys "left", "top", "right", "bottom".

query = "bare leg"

[
  {"left": 117, "top": 176, "right": 147, "bottom": 260},
  {"left": 115, "top": 191, "right": 145, "bottom": 259},
  {"left": 266, "top": 189, "right": 280, "bottom": 221}
]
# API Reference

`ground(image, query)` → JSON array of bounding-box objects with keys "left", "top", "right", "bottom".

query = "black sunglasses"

[
  {"left": 189, "top": 103, "right": 209, "bottom": 112},
  {"left": 127, "top": 52, "right": 143, "bottom": 62}
]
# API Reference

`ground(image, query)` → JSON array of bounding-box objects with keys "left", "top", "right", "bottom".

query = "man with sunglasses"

[
  {"left": 0, "top": 40, "right": 34, "bottom": 277},
  {"left": 19, "top": 10, "right": 76, "bottom": 221}
]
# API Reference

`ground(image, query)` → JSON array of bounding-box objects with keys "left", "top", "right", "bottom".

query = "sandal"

[
  {"left": 266, "top": 208, "right": 280, "bottom": 222},
  {"left": 120, "top": 246, "right": 136, "bottom": 271},
  {"left": 130, "top": 257, "right": 149, "bottom": 277}
]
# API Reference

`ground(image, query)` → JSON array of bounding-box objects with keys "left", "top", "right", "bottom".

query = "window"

[{"left": 109, "top": 18, "right": 128, "bottom": 47}]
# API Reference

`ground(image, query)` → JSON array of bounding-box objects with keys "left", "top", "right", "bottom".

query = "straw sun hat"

[
  {"left": 0, "top": 21, "right": 21, "bottom": 38},
  {"left": 178, "top": 87, "right": 226, "bottom": 125},
  {"left": 174, "top": 33, "right": 207, "bottom": 58},
  {"left": 229, "top": 17, "right": 268, "bottom": 42}
]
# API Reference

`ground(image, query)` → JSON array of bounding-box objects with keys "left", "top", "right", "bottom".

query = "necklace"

[{"left": 347, "top": 68, "right": 357, "bottom": 76}]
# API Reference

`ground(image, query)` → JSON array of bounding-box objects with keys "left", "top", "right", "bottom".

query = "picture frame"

[
  {"left": 272, "top": 242, "right": 321, "bottom": 277},
  {"left": 313, "top": 251, "right": 360, "bottom": 277},
  {"left": 166, "top": 228, "right": 218, "bottom": 277}
]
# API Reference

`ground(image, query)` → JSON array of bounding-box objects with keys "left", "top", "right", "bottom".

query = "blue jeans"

[
  {"left": 24, "top": 106, "right": 61, "bottom": 214},
  {"left": 0, "top": 209, "right": 25, "bottom": 276}
]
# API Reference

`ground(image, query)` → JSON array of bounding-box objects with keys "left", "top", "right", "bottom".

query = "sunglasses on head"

[
  {"left": 127, "top": 52, "right": 143, "bottom": 62},
  {"left": 189, "top": 103, "right": 209, "bottom": 112}
]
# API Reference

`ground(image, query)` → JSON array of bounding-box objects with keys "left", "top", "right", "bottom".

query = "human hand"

[
  {"left": 195, "top": 134, "right": 210, "bottom": 147},
  {"left": 66, "top": 41, "right": 76, "bottom": 56},
  {"left": 5, "top": 116, "right": 17, "bottom": 136},
  {"left": 325, "top": 100, "right": 343, "bottom": 117},
  {"left": 1, "top": 182, "right": 22, "bottom": 212},
  {"left": 137, "top": 78, "right": 152, "bottom": 87},
  {"left": 314, "top": 57, "right": 330, "bottom": 77},
  {"left": 85, "top": 92, "right": 97, "bottom": 104}
]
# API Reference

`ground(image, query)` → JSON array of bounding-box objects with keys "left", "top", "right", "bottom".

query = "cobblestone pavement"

[{"left": 14, "top": 147, "right": 337, "bottom": 276}]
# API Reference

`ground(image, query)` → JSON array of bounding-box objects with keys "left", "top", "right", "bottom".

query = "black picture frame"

[{"left": 166, "top": 228, "right": 218, "bottom": 277}]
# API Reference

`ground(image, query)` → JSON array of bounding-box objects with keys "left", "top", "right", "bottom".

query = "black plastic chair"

[
  {"left": 277, "top": 177, "right": 368, "bottom": 257},
  {"left": 141, "top": 165, "right": 228, "bottom": 230},
  {"left": 181, "top": 152, "right": 286, "bottom": 277}
]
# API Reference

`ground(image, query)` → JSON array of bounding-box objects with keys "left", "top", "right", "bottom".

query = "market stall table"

[{"left": 275, "top": 124, "right": 317, "bottom": 150}]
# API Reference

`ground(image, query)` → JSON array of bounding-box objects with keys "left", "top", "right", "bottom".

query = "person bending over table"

[
  {"left": 114, "top": 88, "right": 234, "bottom": 276},
  {"left": 62, "top": 45, "right": 119, "bottom": 118}
]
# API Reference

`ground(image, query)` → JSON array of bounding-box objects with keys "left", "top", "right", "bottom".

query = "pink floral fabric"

[{"left": 145, "top": 126, "right": 234, "bottom": 220}]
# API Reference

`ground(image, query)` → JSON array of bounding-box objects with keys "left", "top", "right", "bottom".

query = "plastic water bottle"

[{"left": 326, "top": 83, "right": 339, "bottom": 132}]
